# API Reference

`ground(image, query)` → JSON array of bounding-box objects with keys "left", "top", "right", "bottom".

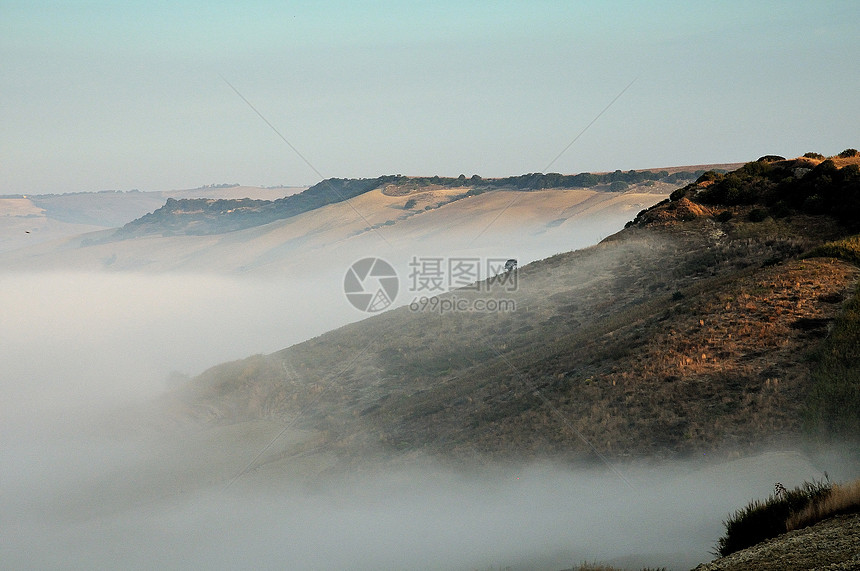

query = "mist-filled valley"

[
  {"left": 5, "top": 1, "right": 860, "bottom": 566},
  {"left": 0, "top": 185, "right": 697, "bottom": 570},
  {"left": 4, "top": 154, "right": 860, "bottom": 569},
  {"left": 4, "top": 436, "right": 850, "bottom": 570}
]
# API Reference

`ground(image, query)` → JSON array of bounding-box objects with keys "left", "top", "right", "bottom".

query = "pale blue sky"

[{"left": 2, "top": 1, "right": 858, "bottom": 194}]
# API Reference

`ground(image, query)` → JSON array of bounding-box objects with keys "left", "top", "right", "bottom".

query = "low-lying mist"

[
  {"left": 1, "top": 265, "right": 853, "bottom": 569},
  {"left": 0, "top": 271, "right": 349, "bottom": 421},
  {"left": 3, "top": 414, "right": 852, "bottom": 571},
  {"left": 2, "top": 213, "right": 856, "bottom": 570}
]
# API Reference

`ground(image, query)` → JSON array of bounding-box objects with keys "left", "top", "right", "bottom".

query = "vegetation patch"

[
  {"left": 801, "top": 233, "right": 860, "bottom": 436},
  {"left": 805, "top": 233, "right": 860, "bottom": 266},
  {"left": 716, "top": 479, "right": 832, "bottom": 557},
  {"left": 630, "top": 151, "right": 860, "bottom": 230},
  {"left": 803, "top": 283, "right": 860, "bottom": 436},
  {"left": 715, "top": 477, "right": 860, "bottom": 561},
  {"left": 787, "top": 479, "right": 860, "bottom": 531}
]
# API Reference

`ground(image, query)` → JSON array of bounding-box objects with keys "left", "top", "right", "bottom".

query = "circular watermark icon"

[{"left": 344, "top": 257, "right": 399, "bottom": 312}]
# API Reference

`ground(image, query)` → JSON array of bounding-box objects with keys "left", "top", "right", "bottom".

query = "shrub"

[
  {"left": 770, "top": 201, "right": 793, "bottom": 218},
  {"left": 715, "top": 210, "right": 733, "bottom": 222},
  {"left": 404, "top": 198, "right": 417, "bottom": 209},
  {"left": 716, "top": 480, "right": 832, "bottom": 557},
  {"left": 609, "top": 180, "right": 629, "bottom": 192},
  {"left": 802, "top": 194, "right": 825, "bottom": 214},
  {"left": 804, "top": 152, "right": 826, "bottom": 160},
  {"left": 748, "top": 208, "right": 768, "bottom": 222},
  {"left": 838, "top": 148, "right": 859, "bottom": 158},
  {"left": 757, "top": 155, "right": 786, "bottom": 163},
  {"left": 669, "top": 186, "right": 690, "bottom": 201},
  {"left": 696, "top": 170, "right": 723, "bottom": 183}
]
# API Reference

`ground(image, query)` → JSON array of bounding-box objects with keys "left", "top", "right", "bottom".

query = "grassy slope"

[
  {"left": 804, "top": 234, "right": 860, "bottom": 437},
  {"left": 169, "top": 155, "right": 860, "bottom": 470}
]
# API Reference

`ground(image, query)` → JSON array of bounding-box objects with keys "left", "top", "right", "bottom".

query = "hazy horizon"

[{"left": 3, "top": 1, "right": 858, "bottom": 195}]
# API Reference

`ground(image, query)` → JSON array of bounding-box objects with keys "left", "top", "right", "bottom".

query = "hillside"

[
  {"left": 0, "top": 164, "right": 745, "bottom": 276},
  {"left": 108, "top": 167, "right": 736, "bottom": 240},
  {"left": 165, "top": 151, "right": 860, "bottom": 473},
  {"left": 0, "top": 181, "right": 671, "bottom": 276}
]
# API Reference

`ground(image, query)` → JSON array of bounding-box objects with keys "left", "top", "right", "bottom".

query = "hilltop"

[{"left": 163, "top": 150, "right": 860, "bottom": 474}]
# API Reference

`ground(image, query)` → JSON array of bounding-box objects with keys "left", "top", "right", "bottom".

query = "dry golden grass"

[
  {"left": 0, "top": 197, "right": 44, "bottom": 216},
  {"left": 786, "top": 478, "right": 860, "bottom": 531},
  {"left": 829, "top": 155, "right": 860, "bottom": 168},
  {"left": 773, "top": 154, "right": 860, "bottom": 169}
]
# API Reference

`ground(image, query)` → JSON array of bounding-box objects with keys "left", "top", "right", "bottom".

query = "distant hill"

[
  {"left": 0, "top": 182, "right": 670, "bottom": 275},
  {"left": 109, "top": 166, "right": 740, "bottom": 240},
  {"left": 0, "top": 185, "right": 304, "bottom": 253},
  {"left": 165, "top": 151, "right": 860, "bottom": 472}
]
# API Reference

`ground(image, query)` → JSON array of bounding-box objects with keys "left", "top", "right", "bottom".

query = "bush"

[
  {"left": 717, "top": 480, "right": 832, "bottom": 556},
  {"left": 696, "top": 170, "right": 723, "bottom": 183},
  {"left": 804, "top": 152, "right": 826, "bottom": 160},
  {"left": 669, "top": 186, "right": 690, "bottom": 201},
  {"left": 757, "top": 155, "right": 786, "bottom": 163},
  {"left": 403, "top": 198, "right": 417, "bottom": 209},
  {"left": 715, "top": 210, "right": 733, "bottom": 222},
  {"left": 770, "top": 201, "right": 793, "bottom": 218},
  {"left": 748, "top": 208, "right": 768, "bottom": 222},
  {"left": 838, "top": 148, "right": 859, "bottom": 158},
  {"left": 609, "top": 180, "right": 629, "bottom": 192}
]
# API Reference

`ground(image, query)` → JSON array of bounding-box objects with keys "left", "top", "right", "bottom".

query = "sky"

[{"left": 2, "top": 0, "right": 858, "bottom": 195}]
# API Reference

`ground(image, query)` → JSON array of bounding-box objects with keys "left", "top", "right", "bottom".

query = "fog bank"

[
  {"left": 2, "top": 217, "right": 856, "bottom": 569},
  {"left": 0, "top": 272, "right": 349, "bottom": 421},
  {"left": 3, "top": 427, "right": 851, "bottom": 571}
]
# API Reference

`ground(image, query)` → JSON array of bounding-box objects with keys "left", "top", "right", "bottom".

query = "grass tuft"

[
  {"left": 805, "top": 234, "right": 860, "bottom": 266},
  {"left": 787, "top": 478, "right": 860, "bottom": 531},
  {"left": 716, "top": 479, "right": 831, "bottom": 557}
]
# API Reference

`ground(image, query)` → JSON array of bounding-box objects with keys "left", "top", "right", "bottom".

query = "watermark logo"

[
  {"left": 345, "top": 256, "right": 517, "bottom": 313},
  {"left": 409, "top": 295, "right": 517, "bottom": 315},
  {"left": 407, "top": 256, "right": 518, "bottom": 293},
  {"left": 344, "top": 257, "right": 399, "bottom": 312}
]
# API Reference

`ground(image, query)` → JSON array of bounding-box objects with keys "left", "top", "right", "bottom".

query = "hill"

[
  {"left": 107, "top": 166, "right": 737, "bottom": 240},
  {"left": 0, "top": 185, "right": 303, "bottom": 253},
  {"left": 0, "top": 178, "right": 674, "bottom": 276},
  {"left": 164, "top": 151, "right": 860, "bottom": 473}
]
